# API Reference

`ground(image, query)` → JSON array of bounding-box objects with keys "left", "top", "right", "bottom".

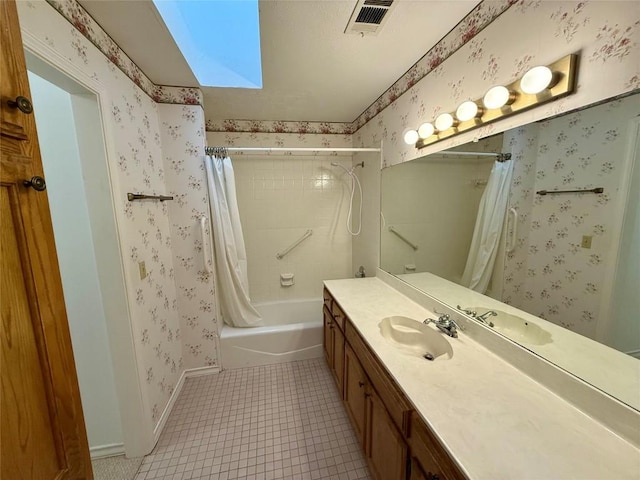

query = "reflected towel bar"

[
  {"left": 536, "top": 187, "right": 604, "bottom": 196},
  {"left": 276, "top": 229, "right": 313, "bottom": 259},
  {"left": 127, "top": 193, "right": 174, "bottom": 202},
  {"left": 388, "top": 226, "right": 418, "bottom": 251}
]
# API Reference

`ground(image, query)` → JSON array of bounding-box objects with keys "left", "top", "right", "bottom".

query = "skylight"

[{"left": 153, "top": 0, "right": 263, "bottom": 89}]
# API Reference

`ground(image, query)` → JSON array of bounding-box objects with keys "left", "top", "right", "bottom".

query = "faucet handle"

[
  {"left": 433, "top": 309, "right": 450, "bottom": 322},
  {"left": 456, "top": 305, "right": 476, "bottom": 317},
  {"left": 449, "top": 317, "right": 462, "bottom": 331}
]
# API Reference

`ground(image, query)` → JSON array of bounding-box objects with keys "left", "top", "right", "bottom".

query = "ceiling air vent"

[{"left": 345, "top": 0, "right": 396, "bottom": 36}]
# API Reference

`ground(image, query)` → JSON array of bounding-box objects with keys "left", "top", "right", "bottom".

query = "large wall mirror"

[{"left": 381, "top": 92, "right": 639, "bottom": 410}]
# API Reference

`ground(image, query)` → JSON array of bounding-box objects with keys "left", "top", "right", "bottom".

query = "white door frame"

[{"left": 21, "top": 30, "right": 154, "bottom": 457}]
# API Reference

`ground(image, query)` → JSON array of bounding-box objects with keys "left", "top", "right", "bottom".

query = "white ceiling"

[{"left": 79, "top": 0, "right": 481, "bottom": 123}]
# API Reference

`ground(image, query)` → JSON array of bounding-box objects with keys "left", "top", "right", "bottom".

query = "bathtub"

[{"left": 220, "top": 298, "right": 323, "bottom": 369}]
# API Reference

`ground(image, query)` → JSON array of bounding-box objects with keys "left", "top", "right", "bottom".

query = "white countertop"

[{"left": 324, "top": 277, "right": 640, "bottom": 480}]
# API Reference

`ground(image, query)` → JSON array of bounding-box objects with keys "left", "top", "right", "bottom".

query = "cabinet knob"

[
  {"left": 358, "top": 381, "right": 365, "bottom": 388},
  {"left": 364, "top": 392, "right": 371, "bottom": 398},
  {"left": 23, "top": 176, "right": 46, "bottom": 191},
  {"left": 427, "top": 474, "right": 440, "bottom": 480},
  {"left": 7, "top": 96, "right": 33, "bottom": 114}
]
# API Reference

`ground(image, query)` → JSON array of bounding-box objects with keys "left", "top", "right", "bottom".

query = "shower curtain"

[
  {"left": 204, "top": 155, "right": 262, "bottom": 327},
  {"left": 461, "top": 159, "right": 514, "bottom": 293}
]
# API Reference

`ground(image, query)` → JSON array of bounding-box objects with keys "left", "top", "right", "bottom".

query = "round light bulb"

[
  {"left": 435, "top": 113, "right": 455, "bottom": 131},
  {"left": 520, "top": 65, "right": 554, "bottom": 94},
  {"left": 418, "top": 122, "right": 435, "bottom": 139},
  {"left": 403, "top": 129, "right": 419, "bottom": 145},
  {"left": 483, "top": 85, "right": 514, "bottom": 109},
  {"left": 456, "top": 101, "right": 482, "bottom": 121}
]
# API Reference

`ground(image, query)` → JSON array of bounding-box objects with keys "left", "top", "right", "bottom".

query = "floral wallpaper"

[
  {"left": 502, "top": 94, "right": 639, "bottom": 340},
  {"left": 18, "top": 0, "right": 195, "bottom": 430},
  {"left": 353, "top": 1, "right": 640, "bottom": 167},
  {"left": 205, "top": 119, "right": 354, "bottom": 136},
  {"left": 45, "top": 0, "right": 202, "bottom": 105},
  {"left": 159, "top": 104, "right": 219, "bottom": 369}
]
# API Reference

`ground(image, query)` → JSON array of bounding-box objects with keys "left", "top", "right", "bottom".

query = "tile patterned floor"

[
  {"left": 135, "top": 358, "right": 371, "bottom": 480},
  {"left": 92, "top": 455, "right": 143, "bottom": 480}
]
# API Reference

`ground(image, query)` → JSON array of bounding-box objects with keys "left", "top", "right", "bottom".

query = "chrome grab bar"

[
  {"left": 276, "top": 229, "right": 313, "bottom": 260},
  {"left": 200, "top": 216, "right": 211, "bottom": 274},
  {"left": 388, "top": 226, "right": 418, "bottom": 251},
  {"left": 507, "top": 208, "right": 518, "bottom": 253}
]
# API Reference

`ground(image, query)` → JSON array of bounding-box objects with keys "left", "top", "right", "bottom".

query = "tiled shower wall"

[
  {"left": 502, "top": 94, "right": 639, "bottom": 340},
  {"left": 206, "top": 132, "right": 355, "bottom": 303}
]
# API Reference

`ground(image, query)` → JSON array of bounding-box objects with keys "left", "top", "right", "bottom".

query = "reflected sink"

[
  {"left": 467, "top": 307, "right": 552, "bottom": 346},
  {"left": 379, "top": 316, "right": 453, "bottom": 361}
]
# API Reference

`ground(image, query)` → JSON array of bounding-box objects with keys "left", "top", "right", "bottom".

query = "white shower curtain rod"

[{"left": 205, "top": 146, "right": 380, "bottom": 154}]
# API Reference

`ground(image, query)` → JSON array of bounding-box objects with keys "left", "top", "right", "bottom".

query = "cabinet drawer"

[
  {"left": 345, "top": 320, "right": 412, "bottom": 436},
  {"left": 409, "top": 413, "right": 466, "bottom": 480},
  {"left": 331, "top": 300, "right": 346, "bottom": 331},
  {"left": 323, "top": 287, "right": 332, "bottom": 310}
]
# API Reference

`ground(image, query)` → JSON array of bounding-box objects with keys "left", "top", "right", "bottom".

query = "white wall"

[
  {"left": 29, "top": 72, "right": 123, "bottom": 453},
  {"left": 351, "top": 151, "right": 381, "bottom": 277}
]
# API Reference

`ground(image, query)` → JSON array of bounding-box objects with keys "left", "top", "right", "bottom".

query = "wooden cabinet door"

[
  {"left": 366, "top": 389, "right": 407, "bottom": 480},
  {"left": 332, "top": 325, "right": 345, "bottom": 397},
  {"left": 323, "top": 306, "right": 334, "bottom": 369},
  {"left": 344, "top": 344, "right": 367, "bottom": 448},
  {"left": 1, "top": 1, "right": 92, "bottom": 478}
]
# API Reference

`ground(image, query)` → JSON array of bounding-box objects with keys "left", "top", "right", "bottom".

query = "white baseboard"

[
  {"left": 153, "top": 366, "right": 221, "bottom": 444},
  {"left": 90, "top": 443, "right": 125, "bottom": 459}
]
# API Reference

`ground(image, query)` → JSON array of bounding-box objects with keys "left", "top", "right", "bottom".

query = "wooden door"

[
  {"left": 366, "top": 388, "right": 407, "bottom": 480},
  {"left": 1, "top": 1, "right": 92, "bottom": 478},
  {"left": 343, "top": 344, "right": 367, "bottom": 447}
]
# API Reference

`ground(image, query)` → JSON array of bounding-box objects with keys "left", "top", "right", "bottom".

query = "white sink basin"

[
  {"left": 378, "top": 316, "right": 453, "bottom": 361},
  {"left": 467, "top": 307, "right": 552, "bottom": 346}
]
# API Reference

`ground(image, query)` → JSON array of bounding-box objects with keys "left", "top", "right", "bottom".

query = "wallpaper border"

[
  {"left": 45, "top": 0, "right": 203, "bottom": 106},
  {"left": 45, "top": 0, "right": 514, "bottom": 130}
]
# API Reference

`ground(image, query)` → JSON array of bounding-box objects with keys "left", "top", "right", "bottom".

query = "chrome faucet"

[
  {"left": 424, "top": 311, "right": 461, "bottom": 338},
  {"left": 475, "top": 310, "right": 497, "bottom": 327}
]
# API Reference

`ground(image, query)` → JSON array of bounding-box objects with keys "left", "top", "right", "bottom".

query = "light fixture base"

[{"left": 416, "top": 54, "right": 577, "bottom": 149}]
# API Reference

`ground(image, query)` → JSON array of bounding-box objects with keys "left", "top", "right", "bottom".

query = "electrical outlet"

[
  {"left": 581, "top": 235, "right": 593, "bottom": 249},
  {"left": 138, "top": 261, "right": 147, "bottom": 279}
]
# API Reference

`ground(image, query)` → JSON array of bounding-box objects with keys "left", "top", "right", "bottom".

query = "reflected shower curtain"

[
  {"left": 204, "top": 155, "right": 262, "bottom": 327},
  {"left": 461, "top": 159, "right": 514, "bottom": 293}
]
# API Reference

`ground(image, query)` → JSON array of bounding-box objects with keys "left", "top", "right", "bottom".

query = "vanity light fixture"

[
  {"left": 412, "top": 53, "right": 577, "bottom": 149},
  {"left": 520, "top": 65, "right": 555, "bottom": 94},
  {"left": 418, "top": 122, "right": 435, "bottom": 139},
  {"left": 482, "top": 86, "right": 516, "bottom": 109},
  {"left": 455, "top": 101, "right": 483, "bottom": 121},
  {"left": 435, "top": 113, "right": 457, "bottom": 131},
  {"left": 403, "top": 129, "right": 419, "bottom": 145}
]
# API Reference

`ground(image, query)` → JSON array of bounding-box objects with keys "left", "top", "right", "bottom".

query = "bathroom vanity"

[{"left": 322, "top": 277, "right": 639, "bottom": 480}]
